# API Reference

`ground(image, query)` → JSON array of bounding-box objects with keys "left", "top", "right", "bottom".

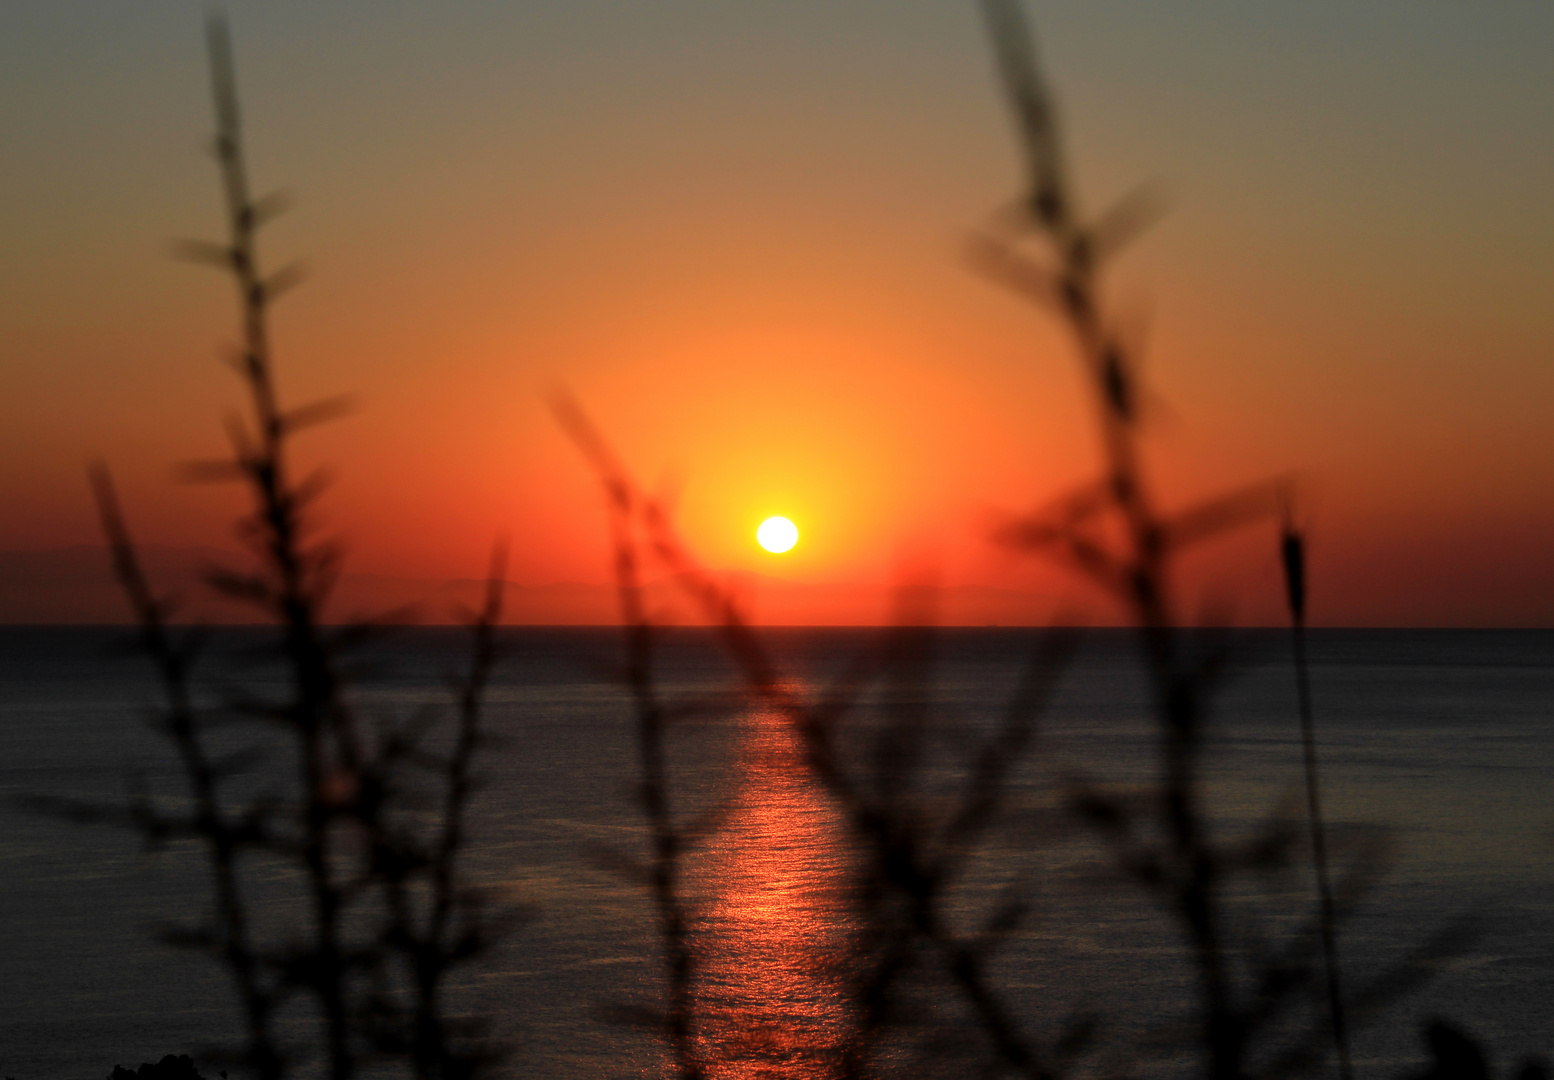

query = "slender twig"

[
  {"left": 556, "top": 397, "right": 705, "bottom": 1080},
  {"left": 204, "top": 19, "right": 359, "bottom": 1078},
  {"left": 90, "top": 465, "right": 285, "bottom": 1080}
]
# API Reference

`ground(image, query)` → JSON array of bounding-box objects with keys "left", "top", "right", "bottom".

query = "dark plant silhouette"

[
  {"left": 560, "top": 400, "right": 708, "bottom": 1080},
  {"left": 972, "top": 0, "right": 1298, "bottom": 1068},
  {"left": 554, "top": 3, "right": 1511, "bottom": 1078},
  {"left": 1281, "top": 517, "right": 1351, "bottom": 1080},
  {"left": 559, "top": 397, "right": 1093, "bottom": 1080},
  {"left": 1405, "top": 1021, "right": 1548, "bottom": 1080},
  {"left": 61, "top": 16, "right": 511, "bottom": 1080},
  {"left": 972, "top": 2, "right": 1475, "bottom": 1077}
]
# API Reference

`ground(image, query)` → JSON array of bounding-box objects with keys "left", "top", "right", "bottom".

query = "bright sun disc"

[{"left": 757, "top": 516, "right": 798, "bottom": 553}]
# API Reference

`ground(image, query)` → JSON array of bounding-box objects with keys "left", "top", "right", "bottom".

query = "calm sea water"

[{"left": 1, "top": 627, "right": 1550, "bottom": 1079}]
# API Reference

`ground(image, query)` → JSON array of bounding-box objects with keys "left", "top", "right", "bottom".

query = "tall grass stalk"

[{"left": 1281, "top": 522, "right": 1352, "bottom": 1080}]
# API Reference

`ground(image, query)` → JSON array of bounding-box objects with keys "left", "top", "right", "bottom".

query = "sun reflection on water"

[{"left": 687, "top": 701, "right": 858, "bottom": 1079}]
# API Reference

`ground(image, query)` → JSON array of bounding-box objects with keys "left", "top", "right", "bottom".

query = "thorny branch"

[
  {"left": 75, "top": 16, "right": 510, "bottom": 1080},
  {"left": 975, "top": 2, "right": 1354, "bottom": 1077}
]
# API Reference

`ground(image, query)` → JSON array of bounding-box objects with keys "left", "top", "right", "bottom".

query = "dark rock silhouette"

[
  {"left": 106, "top": 1054, "right": 205, "bottom": 1080},
  {"left": 1414, "top": 1021, "right": 1492, "bottom": 1080}
]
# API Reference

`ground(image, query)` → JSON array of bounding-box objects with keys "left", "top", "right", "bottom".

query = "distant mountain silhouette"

[
  {"left": 0, "top": 545, "right": 225, "bottom": 623},
  {"left": 0, "top": 546, "right": 1059, "bottom": 626}
]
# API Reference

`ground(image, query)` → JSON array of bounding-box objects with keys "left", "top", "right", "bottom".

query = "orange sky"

[{"left": 2, "top": 2, "right": 1552, "bottom": 625}]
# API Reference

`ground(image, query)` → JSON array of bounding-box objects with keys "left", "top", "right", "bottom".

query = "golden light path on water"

[{"left": 685, "top": 694, "right": 857, "bottom": 1078}]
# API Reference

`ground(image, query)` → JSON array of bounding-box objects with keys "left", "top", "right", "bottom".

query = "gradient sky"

[{"left": 2, "top": 1, "right": 1551, "bottom": 624}]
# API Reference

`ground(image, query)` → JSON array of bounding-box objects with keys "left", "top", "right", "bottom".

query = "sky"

[{"left": 2, "top": 1, "right": 1551, "bottom": 625}]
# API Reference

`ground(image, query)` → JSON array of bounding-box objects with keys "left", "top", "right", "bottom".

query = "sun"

[{"left": 756, "top": 516, "right": 799, "bottom": 554}]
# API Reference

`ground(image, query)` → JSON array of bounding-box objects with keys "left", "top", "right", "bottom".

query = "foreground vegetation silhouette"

[
  {"left": 563, "top": 2, "right": 1545, "bottom": 1078},
  {"left": 71, "top": 16, "right": 511, "bottom": 1080},
  {"left": 46, "top": 3, "right": 1546, "bottom": 1080}
]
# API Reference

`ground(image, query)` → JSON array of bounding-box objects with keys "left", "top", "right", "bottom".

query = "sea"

[{"left": 1, "top": 627, "right": 1550, "bottom": 1079}]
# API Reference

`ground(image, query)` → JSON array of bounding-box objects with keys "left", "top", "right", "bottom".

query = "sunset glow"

[{"left": 0, "top": 4, "right": 1550, "bottom": 627}]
